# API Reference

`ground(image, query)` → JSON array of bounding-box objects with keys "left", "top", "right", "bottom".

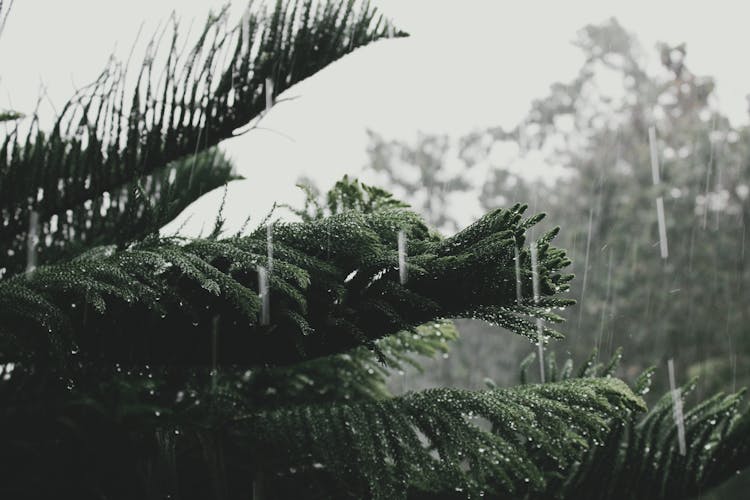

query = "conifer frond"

[
  {"left": 560, "top": 383, "right": 750, "bottom": 499},
  {"left": 0, "top": 148, "right": 236, "bottom": 277},
  {"left": 518, "top": 350, "right": 750, "bottom": 499},
  {"left": 0, "top": 350, "right": 643, "bottom": 499},
  {"left": 235, "top": 377, "right": 645, "bottom": 499},
  {"left": 290, "top": 174, "right": 411, "bottom": 222},
  {"left": 0, "top": 191, "right": 572, "bottom": 366},
  {"left": 0, "top": 0, "right": 402, "bottom": 274},
  {"left": 246, "top": 320, "right": 459, "bottom": 405}
]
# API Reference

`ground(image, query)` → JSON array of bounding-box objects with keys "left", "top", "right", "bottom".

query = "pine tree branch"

[
  {"left": 0, "top": 147, "right": 237, "bottom": 277},
  {"left": 233, "top": 377, "right": 645, "bottom": 499},
  {"left": 0, "top": 0, "right": 403, "bottom": 261},
  {"left": 244, "top": 320, "right": 459, "bottom": 406},
  {"left": 516, "top": 350, "right": 750, "bottom": 499},
  {"left": 0, "top": 199, "right": 572, "bottom": 367},
  {"left": 0, "top": 353, "right": 643, "bottom": 498}
]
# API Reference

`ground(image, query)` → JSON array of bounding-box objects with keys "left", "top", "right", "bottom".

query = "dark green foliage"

[
  {"left": 290, "top": 174, "right": 411, "bottom": 222},
  {"left": 0, "top": 1, "right": 400, "bottom": 215},
  {"left": 258, "top": 320, "right": 460, "bottom": 405},
  {"left": 244, "top": 377, "right": 644, "bottom": 499},
  {"left": 0, "top": 173, "right": 638, "bottom": 499},
  {"left": 0, "top": 357, "right": 644, "bottom": 500},
  {"left": 0, "top": 178, "right": 573, "bottom": 367},
  {"left": 0, "top": 166, "right": 640, "bottom": 500},
  {"left": 0, "top": 0, "right": 402, "bottom": 274},
  {"left": 516, "top": 350, "right": 750, "bottom": 499},
  {"left": 0, "top": 147, "right": 237, "bottom": 277}
]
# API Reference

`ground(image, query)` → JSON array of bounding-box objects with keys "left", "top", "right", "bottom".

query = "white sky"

[{"left": 1, "top": 0, "right": 749, "bottom": 235}]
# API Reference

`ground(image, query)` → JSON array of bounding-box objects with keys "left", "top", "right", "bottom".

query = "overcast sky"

[{"left": 2, "top": 0, "right": 748, "bottom": 234}]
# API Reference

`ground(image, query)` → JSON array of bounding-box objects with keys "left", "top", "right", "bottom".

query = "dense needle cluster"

[
  {"left": 514, "top": 349, "right": 750, "bottom": 499},
  {"left": 0, "top": 189, "right": 574, "bottom": 367}
]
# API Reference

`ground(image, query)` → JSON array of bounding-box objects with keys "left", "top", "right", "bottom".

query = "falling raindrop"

[
  {"left": 648, "top": 126, "right": 669, "bottom": 259},
  {"left": 597, "top": 248, "right": 614, "bottom": 357},
  {"left": 655, "top": 198, "right": 668, "bottom": 259},
  {"left": 267, "top": 223, "right": 274, "bottom": 275},
  {"left": 265, "top": 77, "right": 274, "bottom": 112},
  {"left": 577, "top": 207, "right": 594, "bottom": 330},
  {"left": 397, "top": 230, "right": 407, "bottom": 285},
  {"left": 241, "top": 6, "right": 251, "bottom": 52},
  {"left": 530, "top": 242, "right": 545, "bottom": 383},
  {"left": 26, "top": 210, "right": 39, "bottom": 275},
  {"left": 514, "top": 241, "right": 522, "bottom": 304},
  {"left": 701, "top": 115, "right": 717, "bottom": 230},
  {"left": 258, "top": 265, "right": 270, "bottom": 325},
  {"left": 667, "top": 358, "right": 687, "bottom": 456}
]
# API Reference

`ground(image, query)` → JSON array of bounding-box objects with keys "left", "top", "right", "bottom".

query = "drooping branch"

[
  {"left": 236, "top": 377, "right": 645, "bottom": 499},
  {"left": 0, "top": 0, "right": 404, "bottom": 275},
  {"left": 0, "top": 201, "right": 572, "bottom": 367},
  {"left": 516, "top": 350, "right": 750, "bottom": 500}
]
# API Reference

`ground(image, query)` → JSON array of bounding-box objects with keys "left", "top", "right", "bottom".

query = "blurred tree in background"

[
  {"left": 511, "top": 19, "right": 750, "bottom": 401},
  {"left": 366, "top": 130, "right": 468, "bottom": 233},
  {"left": 370, "top": 18, "right": 749, "bottom": 399}
]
